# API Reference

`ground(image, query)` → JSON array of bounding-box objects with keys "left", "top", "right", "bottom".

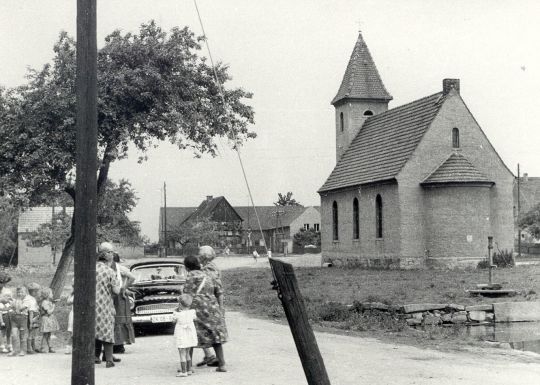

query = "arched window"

[
  {"left": 363, "top": 110, "right": 374, "bottom": 116},
  {"left": 340, "top": 112, "right": 344, "bottom": 132},
  {"left": 375, "top": 194, "right": 383, "bottom": 238},
  {"left": 452, "top": 127, "right": 460, "bottom": 148},
  {"left": 353, "top": 198, "right": 359, "bottom": 240},
  {"left": 332, "top": 201, "right": 339, "bottom": 241}
]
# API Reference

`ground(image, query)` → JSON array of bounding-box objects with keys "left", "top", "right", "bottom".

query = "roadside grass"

[{"left": 222, "top": 264, "right": 540, "bottom": 350}]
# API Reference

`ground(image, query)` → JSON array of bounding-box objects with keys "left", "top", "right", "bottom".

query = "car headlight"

[{"left": 128, "top": 296, "right": 135, "bottom": 310}]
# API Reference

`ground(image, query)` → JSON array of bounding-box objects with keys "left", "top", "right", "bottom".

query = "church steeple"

[
  {"left": 333, "top": 32, "right": 392, "bottom": 162},
  {"left": 332, "top": 32, "right": 392, "bottom": 105}
]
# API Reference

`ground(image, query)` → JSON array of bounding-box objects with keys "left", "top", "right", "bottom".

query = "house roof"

[
  {"left": 332, "top": 32, "right": 392, "bottom": 105},
  {"left": 18, "top": 206, "right": 74, "bottom": 233},
  {"left": 234, "top": 206, "right": 309, "bottom": 230},
  {"left": 183, "top": 196, "right": 242, "bottom": 223},
  {"left": 517, "top": 177, "right": 540, "bottom": 213},
  {"left": 319, "top": 92, "right": 446, "bottom": 192},
  {"left": 159, "top": 207, "right": 197, "bottom": 233},
  {"left": 421, "top": 152, "right": 493, "bottom": 186}
]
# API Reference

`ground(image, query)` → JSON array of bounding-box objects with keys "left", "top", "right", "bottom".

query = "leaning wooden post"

[
  {"left": 269, "top": 258, "right": 331, "bottom": 385},
  {"left": 72, "top": 0, "right": 98, "bottom": 384}
]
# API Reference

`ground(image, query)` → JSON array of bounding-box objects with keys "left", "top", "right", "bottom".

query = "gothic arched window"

[
  {"left": 340, "top": 112, "right": 344, "bottom": 132},
  {"left": 375, "top": 194, "right": 383, "bottom": 238},
  {"left": 353, "top": 198, "right": 359, "bottom": 240},
  {"left": 452, "top": 127, "right": 460, "bottom": 148},
  {"left": 332, "top": 201, "right": 339, "bottom": 241}
]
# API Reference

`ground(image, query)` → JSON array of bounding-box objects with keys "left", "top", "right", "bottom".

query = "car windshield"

[{"left": 131, "top": 264, "right": 186, "bottom": 283}]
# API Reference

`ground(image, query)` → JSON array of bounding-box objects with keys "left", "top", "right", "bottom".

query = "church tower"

[{"left": 332, "top": 32, "right": 392, "bottom": 162}]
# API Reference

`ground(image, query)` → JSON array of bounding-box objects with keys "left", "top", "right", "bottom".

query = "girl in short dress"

[
  {"left": 173, "top": 294, "right": 198, "bottom": 377},
  {"left": 39, "top": 288, "right": 59, "bottom": 353}
]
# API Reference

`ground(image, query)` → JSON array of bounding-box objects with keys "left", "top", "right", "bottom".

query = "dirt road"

[{"left": 2, "top": 310, "right": 540, "bottom": 385}]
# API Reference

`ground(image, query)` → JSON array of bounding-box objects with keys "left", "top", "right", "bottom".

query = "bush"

[
  {"left": 317, "top": 302, "right": 350, "bottom": 322},
  {"left": 477, "top": 249, "right": 514, "bottom": 269}
]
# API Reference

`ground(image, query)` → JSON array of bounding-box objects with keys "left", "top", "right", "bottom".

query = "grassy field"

[{"left": 222, "top": 264, "right": 540, "bottom": 350}]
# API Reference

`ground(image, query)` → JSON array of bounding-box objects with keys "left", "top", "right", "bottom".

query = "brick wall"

[
  {"left": 320, "top": 182, "right": 401, "bottom": 265},
  {"left": 335, "top": 100, "right": 389, "bottom": 162},
  {"left": 398, "top": 90, "right": 514, "bottom": 261}
]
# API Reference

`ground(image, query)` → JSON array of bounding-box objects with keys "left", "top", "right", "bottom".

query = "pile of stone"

[{"left": 352, "top": 302, "right": 495, "bottom": 327}]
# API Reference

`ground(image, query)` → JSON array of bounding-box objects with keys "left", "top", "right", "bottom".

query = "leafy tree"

[
  {"left": 0, "top": 197, "right": 18, "bottom": 263},
  {"left": 293, "top": 228, "right": 321, "bottom": 248},
  {"left": 0, "top": 21, "right": 255, "bottom": 297},
  {"left": 169, "top": 218, "right": 220, "bottom": 250},
  {"left": 519, "top": 203, "right": 540, "bottom": 239},
  {"left": 26, "top": 179, "right": 143, "bottom": 263},
  {"left": 274, "top": 192, "right": 302, "bottom": 207}
]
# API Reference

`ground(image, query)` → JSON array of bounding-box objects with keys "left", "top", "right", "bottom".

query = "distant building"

[
  {"left": 515, "top": 174, "right": 540, "bottom": 243},
  {"left": 18, "top": 206, "right": 144, "bottom": 265},
  {"left": 318, "top": 33, "right": 514, "bottom": 269},
  {"left": 160, "top": 196, "right": 321, "bottom": 254},
  {"left": 17, "top": 207, "right": 74, "bottom": 265}
]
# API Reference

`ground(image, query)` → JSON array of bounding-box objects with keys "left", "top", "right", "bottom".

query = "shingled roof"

[
  {"left": 234, "top": 206, "right": 308, "bottom": 230},
  {"left": 421, "top": 152, "right": 493, "bottom": 186},
  {"left": 331, "top": 32, "right": 392, "bottom": 105},
  {"left": 319, "top": 92, "right": 446, "bottom": 192}
]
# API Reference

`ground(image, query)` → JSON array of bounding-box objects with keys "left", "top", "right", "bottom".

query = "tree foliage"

[
  {"left": 0, "top": 21, "right": 255, "bottom": 295},
  {"left": 293, "top": 228, "right": 321, "bottom": 248},
  {"left": 519, "top": 203, "right": 540, "bottom": 239},
  {"left": 0, "top": 197, "right": 18, "bottom": 258},
  {"left": 274, "top": 192, "right": 301, "bottom": 207},
  {"left": 169, "top": 218, "right": 220, "bottom": 249}
]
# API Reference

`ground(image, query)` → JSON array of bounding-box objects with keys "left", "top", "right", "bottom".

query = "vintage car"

[{"left": 128, "top": 259, "right": 187, "bottom": 329}]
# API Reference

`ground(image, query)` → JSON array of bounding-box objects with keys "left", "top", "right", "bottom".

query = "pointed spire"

[{"left": 332, "top": 32, "right": 392, "bottom": 105}]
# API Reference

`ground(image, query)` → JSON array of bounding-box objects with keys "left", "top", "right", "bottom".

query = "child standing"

[
  {"left": 0, "top": 287, "right": 13, "bottom": 353},
  {"left": 39, "top": 288, "right": 59, "bottom": 353},
  {"left": 8, "top": 286, "right": 29, "bottom": 356},
  {"left": 64, "top": 279, "right": 74, "bottom": 354},
  {"left": 26, "top": 283, "right": 41, "bottom": 354},
  {"left": 173, "top": 294, "right": 198, "bottom": 377}
]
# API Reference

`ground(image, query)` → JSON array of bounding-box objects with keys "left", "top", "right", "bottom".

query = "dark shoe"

[
  {"left": 94, "top": 357, "right": 102, "bottom": 364},
  {"left": 49, "top": 348, "right": 56, "bottom": 353},
  {"left": 216, "top": 366, "right": 227, "bottom": 372},
  {"left": 112, "top": 356, "right": 121, "bottom": 363},
  {"left": 106, "top": 361, "right": 115, "bottom": 368},
  {"left": 196, "top": 355, "right": 216, "bottom": 367},
  {"left": 113, "top": 345, "right": 125, "bottom": 354},
  {"left": 206, "top": 358, "right": 220, "bottom": 367}
]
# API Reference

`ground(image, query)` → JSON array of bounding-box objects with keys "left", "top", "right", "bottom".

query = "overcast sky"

[{"left": 1, "top": 0, "right": 539, "bottom": 241}]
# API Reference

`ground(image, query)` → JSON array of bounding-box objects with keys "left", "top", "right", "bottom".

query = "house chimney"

[
  {"left": 523, "top": 173, "right": 528, "bottom": 183},
  {"left": 443, "top": 79, "right": 460, "bottom": 95},
  {"left": 206, "top": 195, "right": 213, "bottom": 202}
]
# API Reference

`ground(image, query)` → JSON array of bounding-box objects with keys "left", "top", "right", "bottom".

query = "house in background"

[
  {"left": 18, "top": 206, "right": 144, "bottom": 265},
  {"left": 318, "top": 33, "right": 514, "bottom": 269},
  {"left": 18, "top": 207, "right": 74, "bottom": 265},
  {"left": 515, "top": 174, "right": 540, "bottom": 244},
  {"left": 161, "top": 197, "right": 321, "bottom": 254}
]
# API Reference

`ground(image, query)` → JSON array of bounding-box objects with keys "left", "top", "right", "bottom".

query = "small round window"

[{"left": 363, "top": 110, "right": 374, "bottom": 116}]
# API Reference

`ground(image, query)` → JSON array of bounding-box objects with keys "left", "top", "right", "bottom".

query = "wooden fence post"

[{"left": 269, "top": 258, "right": 331, "bottom": 385}]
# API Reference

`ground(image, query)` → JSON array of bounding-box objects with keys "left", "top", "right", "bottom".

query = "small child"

[
  {"left": 26, "top": 282, "right": 41, "bottom": 354},
  {"left": 64, "top": 279, "right": 74, "bottom": 354},
  {"left": 0, "top": 287, "right": 13, "bottom": 353},
  {"left": 173, "top": 294, "right": 198, "bottom": 377},
  {"left": 38, "top": 288, "right": 59, "bottom": 353},
  {"left": 8, "top": 286, "right": 29, "bottom": 356}
]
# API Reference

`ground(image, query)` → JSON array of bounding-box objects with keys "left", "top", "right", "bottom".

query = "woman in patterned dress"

[
  {"left": 95, "top": 245, "right": 121, "bottom": 368},
  {"left": 183, "top": 255, "right": 228, "bottom": 373}
]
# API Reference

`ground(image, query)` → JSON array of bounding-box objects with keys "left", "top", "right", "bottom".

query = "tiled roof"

[
  {"left": 421, "top": 152, "right": 493, "bottom": 185},
  {"left": 18, "top": 207, "right": 74, "bottom": 233},
  {"left": 234, "top": 206, "right": 308, "bottom": 230},
  {"left": 332, "top": 32, "right": 392, "bottom": 105},
  {"left": 183, "top": 196, "right": 242, "bottom": 223},
  {"left": 516, "top": 177, "right": 540, "bottom": 213},
  {"left": 159, "top": 207, "right": 197, "bottom": 233},
  {"left": 319, "top": 92, "right": 446, "bottom": 192}
]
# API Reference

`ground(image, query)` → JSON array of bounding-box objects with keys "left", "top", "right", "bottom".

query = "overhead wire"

[{"left": 192, "top": 0, "right": 270, "bottom": 256}]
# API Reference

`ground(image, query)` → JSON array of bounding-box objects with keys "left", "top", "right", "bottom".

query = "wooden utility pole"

[
  {"left": 269, "top": 258, "right": 331, "bottom": 385},
  {"left": 517, "top": 164, "right": 521, "bottom": 259},
  {"left": 72, "top": 0, "right": 97, "bottom": 384},
  {"left": 163, "top": 181, "right": 167, "bottom": 257}
]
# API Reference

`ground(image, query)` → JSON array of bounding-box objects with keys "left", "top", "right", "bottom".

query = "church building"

[{"left": 318, "top": 33, "right": 514, "bottom": 269}]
